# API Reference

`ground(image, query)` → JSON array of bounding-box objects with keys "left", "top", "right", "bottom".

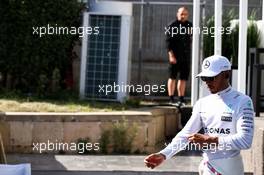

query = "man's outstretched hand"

[
  {"left": 144, "top": 153, "right": 165, "bottom": 169},
  {"left": 188, "top": 133, "right": 218, "bottom": 145}
]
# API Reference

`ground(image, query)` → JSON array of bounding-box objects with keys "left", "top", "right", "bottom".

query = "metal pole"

[
  {"left": 262, "top": 0, "right": 264, "bottom": 20},
  {"left": 214, "top": 0, "right": 222, "bottom": 55},
  {"left": 191, "top": 0, "right": 200, "bottom": 105},
  {"left": 138, "top": 0, "right": 144, "bottom": 85},
  {"left": 198, "top": 1, "right": 206, "bottom": 99},
  {"left": 237, "top": 0, "right": 248, "bottom": 94}
]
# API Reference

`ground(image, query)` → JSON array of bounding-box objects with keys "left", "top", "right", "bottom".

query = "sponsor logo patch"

[
  {"left": 204, "top": 60, "right": 210, "bottom": 69},
  {"left": 221, "top": 116, "right": 232, "bottom": 122},
  {"left": 204, "top": 127, "right": 231, "bottom": 134}
]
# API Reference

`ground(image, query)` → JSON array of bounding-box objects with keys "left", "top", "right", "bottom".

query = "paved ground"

[
  {"left": 6, "top": 153, "right": 253, "bottom": 175},
  {"left": 7, "top": 154, "right": 202, "bottom": 174}
]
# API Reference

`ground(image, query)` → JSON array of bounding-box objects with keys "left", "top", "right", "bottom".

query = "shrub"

[
  {"left": 99, "top": 130, "right": 111, "bottom": 154},
  {"left": 0, "top": 0, "right": 84, "bottom": 96},
  {"left": 247, "top": 11, "right": 260, "bottom": 51},
  {"left": 76, "top": 137, "right": 98, "bottom": 154},
  {"left": 203, "top": 9, "right": 261, "bottom": 65},
  {"left": 99, "top": 118, "right": 138, "bottom": 154},
  {"left": 203, "top": 9, "right": 237, "bottom": 59}
]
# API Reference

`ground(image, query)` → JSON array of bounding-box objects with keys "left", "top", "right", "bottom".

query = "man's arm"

[
  {"left": 158, "top": 100, "right": 203, "bottom": 159},
  {"left": 144, "top": 153, "right": 166, "bottom": 169},
  {"left": 165, "top": 24, "right": 174, "bottom": 51},
  {"left": 218, "top": 97, "right": 254, "bottom": 150},
  {"left": 144, "top": 101, "right": 203, "bottom": 169},
  {"left": 168, "top": 51, "right": 176, "bottom": 64},
  {"left": 165, "top": 23, "right": 177, "bottom": 64},
  {"left": 188, "top": 133, "right": 218, "bottom": 145}
]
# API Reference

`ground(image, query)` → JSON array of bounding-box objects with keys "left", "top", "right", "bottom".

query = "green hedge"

[
  {"left": 203, "top": 9, "right": 260, "bottom": 65},
  {"left": 0, "top": 0, "right": 84, "bottom": 96}
]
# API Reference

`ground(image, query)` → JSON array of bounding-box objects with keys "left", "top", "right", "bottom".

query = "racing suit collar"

[{"left": 215, "top": 86, "right": 232, "bottom": 97}]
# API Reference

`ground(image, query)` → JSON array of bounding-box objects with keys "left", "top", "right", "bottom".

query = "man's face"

[
  {"left": 177, "top": 8, "right": 189, "bottom": 22},
  {"left": 201, "top": 72, "right": 229, "bottom": 94}
]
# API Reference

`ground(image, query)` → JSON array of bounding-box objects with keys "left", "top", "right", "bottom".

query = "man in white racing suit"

[{"left": 144, "top": 55, "right": 255, "bottom": 175}]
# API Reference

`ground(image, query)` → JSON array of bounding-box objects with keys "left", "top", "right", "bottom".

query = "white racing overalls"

[{"left": 159, "top": 86, "right": 255, "bottom": 175}]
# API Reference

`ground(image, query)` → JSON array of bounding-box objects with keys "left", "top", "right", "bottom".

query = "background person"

[
  {"left": 166, "top": 6, "right": 192, "bottom": 106},
  {"left": 144, "top": 55, "right": 255, "bottom": 175}
]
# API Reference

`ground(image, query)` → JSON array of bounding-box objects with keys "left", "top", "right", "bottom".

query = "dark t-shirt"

[{"left": 166, "top": 20, "right": 192, "bottom": 62}]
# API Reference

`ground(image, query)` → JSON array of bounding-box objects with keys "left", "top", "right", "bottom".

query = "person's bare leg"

[
  {"left": 168, "top": 78, "right": 176, "bottom": 101},
  {"left": 177, "top": 79, "right": 186, "bottom": 101}
]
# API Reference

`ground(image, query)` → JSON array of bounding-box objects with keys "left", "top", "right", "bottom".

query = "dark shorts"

[{"left": 168, "top": 61, "right": 190, "bottom": 80}]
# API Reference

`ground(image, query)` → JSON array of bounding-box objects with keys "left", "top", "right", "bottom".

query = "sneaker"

[
  {"left": 179, "top": 96, "right": 187, "bottom": 103},
  {"left": 169, "top": 99, "right": 176, "bottom": 105},
  {"left": 175, "top": 101, "right": 186, "bottom": 107},
  {"left": 169, "top": 96, "right": 175, "bottom": 103}
]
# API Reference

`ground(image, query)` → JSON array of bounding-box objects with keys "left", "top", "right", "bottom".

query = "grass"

[
  {"left": 0, "top": 90, "right": 140, "bottom": 112},
  {"left": 0, "top": 100, "right": 128, "bottom": 112}
]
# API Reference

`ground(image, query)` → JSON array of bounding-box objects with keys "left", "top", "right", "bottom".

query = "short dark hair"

[{"left": 178, "top": 6, "right": 189, "bottom": 12}]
